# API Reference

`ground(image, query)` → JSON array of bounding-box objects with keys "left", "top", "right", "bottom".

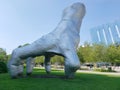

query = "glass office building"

[{"left": 90, "top": 20, "right": 120, "bottom": 45}]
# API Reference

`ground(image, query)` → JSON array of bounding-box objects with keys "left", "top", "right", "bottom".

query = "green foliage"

[
  {"left": 51, "top": 55, "right": 64, "bottom": 65},
  {"left": 77, "top": 47, "right": 84, "bottom": 63},
  {"left": 106, "top": 45, "right": 120, "bottom": 64},
  {"left": 34, "top": 56, "right": 44, "bottom": 64},
  {"left": 93, "top": 67, "right": 115, "bottom": 72},
  {"left": 77, "top": 43, "right": 120, "bottom": 64},
  {"left": 0, "top": 62, "right": 8, "bottom": 73},
  {"left": 0, "top": 48, "right": 7, "bottom": 62},
  {"left": 92, "top": 44, "right": 108, "bottom": 62},
  {"left": 34, "top": 55, "right": 64, "bottom": 65},
  {"left": 77, "top": 42, "right": 94, "bottom": 63}
]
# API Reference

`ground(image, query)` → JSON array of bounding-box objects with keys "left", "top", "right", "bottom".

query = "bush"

[
  {"left": 93, "top": 68, "right": 115, "bottom": 72},
  {"left": 0, "top": 62, "right": 8, "bottom": 73},
  {"left": 80, "top": 67, "right": 89, "bottom": 70}
]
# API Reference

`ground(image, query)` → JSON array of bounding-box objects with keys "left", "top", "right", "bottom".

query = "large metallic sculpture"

[{"left": 8, "top": 2, "right": 86, "bottom": 78}]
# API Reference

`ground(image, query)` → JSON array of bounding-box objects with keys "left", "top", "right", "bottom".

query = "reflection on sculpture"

[{"left": 7, "top": 2, "right": 86, "bottom": 78}]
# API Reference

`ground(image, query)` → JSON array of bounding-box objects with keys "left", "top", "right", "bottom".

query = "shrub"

[
  {"left": 93, "top": 68, "right": 115, "bottom": 72},
  {"left": 80, "top": 67, "right": 89, "bottom": 70},
  {"left": 0, "top": 62, "right": 8, "bottom": 73}
]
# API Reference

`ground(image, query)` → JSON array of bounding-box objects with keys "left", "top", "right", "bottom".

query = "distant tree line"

[{"left": 77, "top": 42, "right": 120, "bottom": 66}]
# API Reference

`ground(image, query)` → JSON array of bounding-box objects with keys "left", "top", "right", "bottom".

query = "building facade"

[{"left": 90, "top": 20, "right": 120, "bottom": 45}]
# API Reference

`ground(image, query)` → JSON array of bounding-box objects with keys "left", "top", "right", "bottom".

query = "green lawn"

[{"left": 0, "top": 68, "right": 120, "bottom": 90}]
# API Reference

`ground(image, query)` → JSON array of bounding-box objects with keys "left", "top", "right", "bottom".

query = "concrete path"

[
  {"left": 77, "top": 70, "right": 120, "bottom": 76},
  {"left": 34, "top": 67, "right": 120, "bottom": 76}
]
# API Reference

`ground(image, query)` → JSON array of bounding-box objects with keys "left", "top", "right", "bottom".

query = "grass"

[{"left": 0, "top": 68, "right": 120, "bottom": 90}]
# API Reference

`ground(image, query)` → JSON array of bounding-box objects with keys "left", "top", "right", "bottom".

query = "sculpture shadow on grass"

[
  {"left": 16, "top": 73, "right": 69, "bottom": 79},
  {"left": 27, "top": 74, "right": 66, "bottom": 79}
]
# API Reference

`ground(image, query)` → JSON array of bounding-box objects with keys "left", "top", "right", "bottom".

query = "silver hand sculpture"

[{"left": 8, "top": 2, "right": 86, "bottom": 78}]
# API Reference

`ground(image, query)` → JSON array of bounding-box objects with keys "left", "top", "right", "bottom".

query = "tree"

[
  {"left": 92, "top": 44, "right": 108, "bottom": 62},
  {"left": 0, "top": 48, "right": 7, "bottom": 62},
  {"left": 106, "top": 45, "right": 120, "bottom": 65},
  {"left": 77, "top": 46, "right": 84, "bottom": 63},
  {"left": 77, "top": 42, "right": 94, "bottom": 63},
  {"left": 34, "top": 56, "right": 44, "bottom": 66},
  {"left": 0, "top": 48, "right": 8, "bottom": 73},
  {"left": 77, "top": 43, "right": 109, "bottom": 63},
  {"left": 51, "top": 55, "right": 64, "bottom": 65}
]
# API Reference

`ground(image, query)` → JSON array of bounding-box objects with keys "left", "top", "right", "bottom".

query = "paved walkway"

[
  {"left": 34, "top": 67, "right": 120, "bottom": 76},
  {"left": 51, "top": 68, "right": 120, "bottom": 76},
  {"left": 77, "top": 70, "right": 120, "bottom": 76}
]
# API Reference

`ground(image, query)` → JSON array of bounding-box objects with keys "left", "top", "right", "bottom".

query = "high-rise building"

[{"left": 90, "top": 20, "right": 120, "bottom": 45}]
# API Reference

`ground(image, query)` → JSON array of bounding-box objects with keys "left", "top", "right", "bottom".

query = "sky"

[{"left": 0, "top": 0, "right": 120, "bottom": 54}]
